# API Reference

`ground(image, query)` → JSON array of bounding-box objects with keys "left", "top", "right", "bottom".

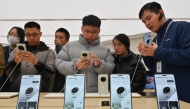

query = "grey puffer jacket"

[
  {"left": 5, "top": 41, "right": 56, "bottom": 92},
  {"left": 56, "top": 34, "right": 115, "bottom": 92}
]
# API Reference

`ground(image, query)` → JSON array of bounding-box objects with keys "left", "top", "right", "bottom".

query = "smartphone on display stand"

[
  {"left": 110, "top": 74, "right": 132, "bottom": 109},
  {"left": 17, "top": 75, "right": 41, "bottom": 109},
  {"left": 64, "top": 75, "right": 85, "bottom": 109},
  {"left": 98, "top": 74, "right": 108, "bottom": 95},
  {"left": 154, "top": 74, "right": 180, "bottom": 109}
]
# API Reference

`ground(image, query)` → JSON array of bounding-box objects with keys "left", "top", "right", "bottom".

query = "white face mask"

[{"left": 7, "top": 35, "right": 20, "bottom": 46}]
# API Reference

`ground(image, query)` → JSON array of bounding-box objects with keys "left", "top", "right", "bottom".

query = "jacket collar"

[
  {"left": 79, "top": 34, "right": 100, "bottom": 46},
  {"left": 114, "top": 51, "right": 133, "bottom": 61},
  {"left": 25, "top": 41, "right": 49, "bottom": 52},
  {"left": 157, "top": 18, "right": 173, "bottom": 36}
]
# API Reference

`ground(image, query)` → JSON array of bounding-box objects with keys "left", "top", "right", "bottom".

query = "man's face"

[
  {"left": 55, "top": 32, "right": 69, "bottom": 46},
  {"left": 81, "top": 25, "right": 100, "bottom": 43},
  {"left": 25, "top": 27, "right": 42, "bottom": 46},
  {"left": 141, "top": 10, "right": 162, "bottom": 32}
]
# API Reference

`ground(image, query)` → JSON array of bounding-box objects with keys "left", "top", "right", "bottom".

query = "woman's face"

[
  {"left": 113, "top": 39, "right": 128, "bottom": 57},
  {"left": 9, "top": 28, "right": 19, "bottom": 38}
]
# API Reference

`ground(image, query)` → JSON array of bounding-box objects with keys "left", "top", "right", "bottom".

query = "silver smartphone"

[
  {"left": 17, "top": 43, "right": 27, "bottom": 51},
  {"left": 17, "top": 75, "right": 41, "bottom": 109},
  {"left": 143, "top": 32, "right": 152, "bottom": 45},
  {"left": 80, "top": 51, "right": 89, "bottom": 60},
  {"left": 64, "top": 75, "right": 85, "bottom": 109},
  {"left": 98, "top": 74, "right": 108, "bottom": 95},
  {"left": 110, "top": 74, "right": 132, "bottom": 109},
  {"left": 154, "top": 74, "right": 180, "bottom": 109}
]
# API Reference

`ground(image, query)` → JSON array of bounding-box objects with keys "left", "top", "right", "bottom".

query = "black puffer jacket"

[{"left": 112, "top": 51, "right": 146, "bottom": 92}]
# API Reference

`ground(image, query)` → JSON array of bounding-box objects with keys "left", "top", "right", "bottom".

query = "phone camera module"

[
  {"left": 163, "top": 87, "right": 171, "bottom": 94},
  {"left": 25, "top": 87, "right": 34, "bottom": 96},
  {"left": 82, "top": 53, "right": 87, "bottom": 57},
  {"left": 100, "top": 77, "right": 106, "bottom": 82},
  {"left": 18, "top": 45, "right": 24, "bottom": 50},
  {"left": 146, "top": 39, "right": 150, "bottom": 44},
  {"left": 71, "top": 87, "right": 78, "bottom": 93},
  {"left": 117, "top": 87, "right": 124, "bottom": 94}
]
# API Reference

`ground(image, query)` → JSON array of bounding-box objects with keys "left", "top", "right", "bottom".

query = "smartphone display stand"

[{"left": 98, "top": 74, "right": 108, "bottom": 95}]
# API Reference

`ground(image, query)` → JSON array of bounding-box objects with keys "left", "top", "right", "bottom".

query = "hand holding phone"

[{"left": 143, "top": 32, "right": 152, "bottom": 45}]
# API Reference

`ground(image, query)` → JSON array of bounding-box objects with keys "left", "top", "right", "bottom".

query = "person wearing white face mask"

[
  {"left": 4, "top": 27, "right": 25, "bottom": 64},
  {"left": 0, "top": 27, "right": 25, "bottom": 92}
]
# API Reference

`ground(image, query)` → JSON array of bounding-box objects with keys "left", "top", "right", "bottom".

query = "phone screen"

[
  {"left": 143, "top": 32, "right": 152, "bottom": 45},
  {"left": 17, "top": 75, "right": 41, "bottom": 109},
  {"left": 110, "top": 74, "right": 132, "bottom": 109},
  {"left": 154, "top": 74, "right": 180, "bottom": 109},
  {"left": 64, "top": 75, "right": 85, "bottom": 109}
]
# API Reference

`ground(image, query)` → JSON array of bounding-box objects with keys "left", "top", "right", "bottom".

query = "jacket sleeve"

[
  {"left": 131, "top": 62, "right": 147, "bottom": 92},
  {"left": 5, "top": 48, "right": 21, "bottom": 82},
  {"left": 55, "top": 44, "right": 76, "bottom": 75},
  {"left": 93, "top": 48, "right": 115, "bottom": 74},
  {"left": 154, "top": 23, "right": 190, "bottom": 66},
  {"left": 37, "top": 49, "right": 56, "bottom": 78}
]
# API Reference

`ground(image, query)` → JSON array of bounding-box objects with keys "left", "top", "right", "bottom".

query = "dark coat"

[{"left": 113, "top": 51, "right": 146, "bottom": 92}]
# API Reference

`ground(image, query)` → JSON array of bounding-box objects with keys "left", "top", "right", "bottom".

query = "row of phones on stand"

[{"left": 16, "top": 74, "right": 180, "bottom": 109}]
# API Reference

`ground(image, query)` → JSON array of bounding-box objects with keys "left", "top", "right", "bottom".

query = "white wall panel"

[{"left": 0, "top": 0, "right": 190, "bottom": 19}]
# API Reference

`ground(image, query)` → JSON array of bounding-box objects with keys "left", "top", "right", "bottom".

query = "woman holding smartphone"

[
  {"left": 0, "top": 27, "right": 25, "bottom": 92},
  {"left": 112, "top": 34, "right": 146, "bottom": 92}
]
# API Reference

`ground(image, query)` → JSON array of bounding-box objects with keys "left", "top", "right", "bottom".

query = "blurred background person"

[
  {"left": 112, "top": 33, "right": 146, "bottom": 92},
  {"left": 53, "top": 28, "right": 70, "bottom": 92}
]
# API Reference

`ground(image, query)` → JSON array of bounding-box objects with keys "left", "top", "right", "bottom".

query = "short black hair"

[
  {"left": 139, "top": 2, "right": 162, "bottom": 19},
  {"left": 113, "top": 33, "right": 130, "bottom": 52},
  {"left": 82, "top": 14, "right": 101, "bottom": 28},
  {"left": 7, "top": 27, "right": 25, "bottom": 43},
  {"left": 55, "top": 28, "right": 70, "bottom": 40},
  {"left": 24, "top": 21, "right": 41, "bottom": 31}
]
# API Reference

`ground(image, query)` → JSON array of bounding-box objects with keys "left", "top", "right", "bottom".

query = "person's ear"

[
  {"left": 158, "top": 9, "right": 164, "bottom": 21},
  {"left": 158, "top": 13, "right": 163, "bottom": 21}
]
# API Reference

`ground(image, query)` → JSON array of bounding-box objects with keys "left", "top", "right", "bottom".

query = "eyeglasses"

[
  {"left": 84, "top": 30, "right": 98, "bottom": 35},
  {"left": 25, "top": 33, "right": 39, "bottom": 38}
]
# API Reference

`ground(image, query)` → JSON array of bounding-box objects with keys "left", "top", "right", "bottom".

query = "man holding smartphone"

[
  {"left": 138, "top": 2, "right": 190, "bottom": 103},
  {"left": 56, "top": 14, "right": 115, "bottom": 93},
  {"left": 5, "top": 22, "right": 56, "bottom": 92}
]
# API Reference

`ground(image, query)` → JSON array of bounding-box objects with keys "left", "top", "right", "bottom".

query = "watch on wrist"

[{"left": 35, "top": 60, "right": 42, "bottom": 67}]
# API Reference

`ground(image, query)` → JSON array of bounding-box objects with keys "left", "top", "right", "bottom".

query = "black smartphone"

[
  {"left": 64, "top": 75, "right": 85, "bottom": 109},
  {"left": 143, "top": 32, "right": 152, "bottom": 45},
  {"left": 154, "top": 74, "right": 180, "bottom": 109},
  {"left": 110, "top": 74, "right": 132, "bottom": 109},
  {"left": 17, "top": 75, "right": 41, "bottom": 109}
]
